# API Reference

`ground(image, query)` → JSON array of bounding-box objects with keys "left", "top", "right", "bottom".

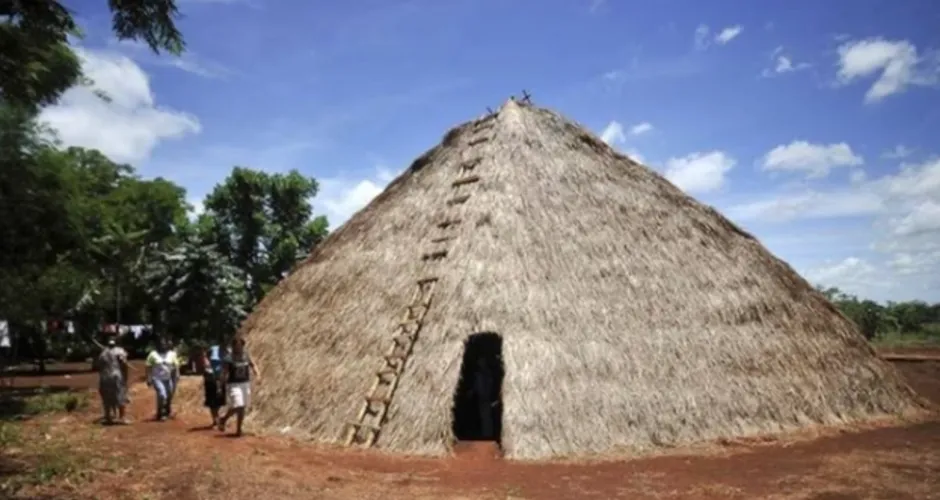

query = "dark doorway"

[{"left": 452, "top": 332, "right": 504, "bottom": 444}]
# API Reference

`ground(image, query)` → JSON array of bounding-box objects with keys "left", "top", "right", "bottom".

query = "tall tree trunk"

[{"left": 115, "top": 274, "right": 121, "bottom": 332}]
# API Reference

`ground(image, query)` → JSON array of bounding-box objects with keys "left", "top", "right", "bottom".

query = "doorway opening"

[{"left": 451, "top": 332, "right": 504, "bottom": 444}]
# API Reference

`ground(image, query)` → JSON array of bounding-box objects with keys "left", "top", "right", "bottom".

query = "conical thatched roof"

[{"left": 241, "top": 98, "right": 921, "bottom": 460}]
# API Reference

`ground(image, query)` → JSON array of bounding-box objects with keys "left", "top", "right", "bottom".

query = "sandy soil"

[{"left": 2, "top": 350, "right": 939, "bottom": 500}]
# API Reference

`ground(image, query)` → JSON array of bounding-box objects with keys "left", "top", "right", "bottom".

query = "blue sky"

[{"left": 44, "top": 0, "right": 940, "bottom": 302}]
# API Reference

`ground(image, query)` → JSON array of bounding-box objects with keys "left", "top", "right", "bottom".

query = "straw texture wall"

[{"left": 239, "top": 99, "right": 922, "bottom": 460}]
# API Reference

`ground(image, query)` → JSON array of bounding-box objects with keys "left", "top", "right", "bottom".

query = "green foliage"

[
  {"left": 0, "top": 390, "right": 89, "bottom": 422},
  {"left": 19, "top": 391, "right": 88, "bottom": 417},
  {"left": 0, "top": 0, "right": 185, "bottom": 111},
  {"left": 0, "top": 2, "right": 83, "bottom": 111},
  {"left": 0, "top": 421, "right": 21, "bottom": 448},
  {"left": 107, "top": 0, "right": 185, "bottom": 55},
  {"left": 203, "top": 167, "right": 330, "bottom": 303},
  {"left": 816, "top": 285, "right": 940, "bottom": 345},
  {"left": 0, "top": 107, "right": 327, "bottom": 365},
  {"left": 0, "top": 2, "right": 335, "bottom": 364},
  {"left": 0, "top": 1, "right": 336, "bottom": 365},
  {"left": 142, "top": 235, "right": 250, "bottom": 344},
  {"left": 0, "top": 106, "right": 86, "bottom": 321}
]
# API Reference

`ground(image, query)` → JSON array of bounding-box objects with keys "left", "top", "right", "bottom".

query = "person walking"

[
  {"left": 199, "top": 345, "right": 225, "bottom": 427},
  {"left": 145, "top": 337, "right": 180, "bottom": 421},
  {"left": 95, "top": 337, "right": 130, "bottom": 425},
  {"left": 218, "top": 337, "right": 260, "bottom": 437}
]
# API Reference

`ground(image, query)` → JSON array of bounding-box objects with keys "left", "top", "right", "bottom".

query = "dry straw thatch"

[{"left": 239, "top": 98, "right": 923, "bottom": 460}]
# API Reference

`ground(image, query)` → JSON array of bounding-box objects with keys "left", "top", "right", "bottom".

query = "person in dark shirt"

[
  {"left": 199, "top": 345, "right": 225, "bottom": 428},
  {"left": 218, "top": 337, "right": 260, "bottom": 436}
]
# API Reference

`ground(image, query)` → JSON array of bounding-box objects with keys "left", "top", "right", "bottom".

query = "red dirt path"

[{"left": 4, "top": 350, "right": 940, "bottom": 499}]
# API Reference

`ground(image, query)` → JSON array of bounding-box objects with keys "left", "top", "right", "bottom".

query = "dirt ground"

[{"left": 2, "top": 350, "right": 939, "bottom": 500}]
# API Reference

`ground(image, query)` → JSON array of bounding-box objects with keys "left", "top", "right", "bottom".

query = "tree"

[
  {"left": 1, "top": 0, "right": 185, "bottom": 111},
  {"left": 62, "top": 147, "right": 188, "bottom": 328},
  {"left": 856, "top": 300, "right": 882, "bottom": 340},
  {"left": 202, "top": 167, "right": 329, "bottom": 304},
  {"left": 0, "top": 105, "right": 82, "bottom": 320},
  {"left": 143, "top": 235, "right": 249, "bottom": 344},
  {"left": 90, "top": 222, "right": 149, "bottom": 328},
  {"left": 1, "top": 103, "right": 191, "bottom": 365},
  {"left": 815, "top": 284, "right": 940, "bottom": 343}
]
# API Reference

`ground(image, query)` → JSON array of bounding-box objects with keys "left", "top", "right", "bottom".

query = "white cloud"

[
  {"left": 187, "top": 198, "right": 205, "bottom": 221},
  {"left": 694, "top": 24, "right": 742, "bottom": 50},
  {"left": 663, "top": 151, "right": 735, "bottom": 194},
  {"left": 38, "top": 48, "right": 201, "bottom": 164},
  {"left": 761, "top": 140, "right": 863, "bottom": 179},
  {"left": 317, "top": 166, "right": 398, "bottom": 229},
  {"left": 761, "top": 46, "right": 812, "bottom": 77},
  {"left": 623, "top": 148, "right": 645, "bottom": 164},
  {"left": 597, "top": 121, "right": 647, "bottom": 163},
  {"left": 836, "top": 37, "right": 940, "bottom": 103},
  {"left": 881, "top": 158, "right": 940, "bottom": 201},
  {"left": 109, "top": 39, "right": 232, "bottom": 79},
  {"left": 715, "top": 25, "right": 743, "bottom": 45},
  {"left": 734, "top": 157, "right": 940, "bottom": 224},
  {"left": 731, "top": 157, "right": 940, "bottom": 297},
  {"left": 629, "top": 122, "right": 653, "bottom": 136},
  {"left": 599, "top": 121, "right": 626, "bottom": 145},
  {"left": 882, "top": 144, "right": 913, "bottom": 159},
  {"left": 729, "top": 190, "right": 885, "bottom": 222},
  {"left": 889, "top": 251, "right": 940, "bottom": 276},
  {"left": 805, "top": 257, "right": 881, "bottom": 293},
  {"left": 891, "top": 199, "right": 940, "bottom": 236},
  {"left": 849, "top": 170, "right": 868, "bottom": 184},
  {"left": 694, "top": 24, "right": 711, "bottom": 51}
]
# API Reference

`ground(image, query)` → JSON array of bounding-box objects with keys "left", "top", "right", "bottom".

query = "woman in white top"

[{"left": 145, "top": 337, "right": 180, "bottom": 421}]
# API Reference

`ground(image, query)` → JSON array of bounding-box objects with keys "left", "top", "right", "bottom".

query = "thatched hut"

[{"left": 240, "top": 98, "right": 921, "bottom": 460}]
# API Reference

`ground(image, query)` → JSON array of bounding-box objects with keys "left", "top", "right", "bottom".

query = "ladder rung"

[
  {"left": 405, "top": 304, "right": 428, "bottom": 320},
  {"left": 392, "top": 333, "right": 413, "bottom": 345},
  {"left": 436, "top": 219, "right": 461, "bottom": 229},
  {"left": 377, "top": 368, "right": 399, "bottom": 378},
  {"left": 446, "top": 194, "right": 471, "bottom": 206},
  {"left": 392, "top": 338, "right": 413, "bottom": 350},
  {"left": 451, "top": 175, "right": 480, "bottom": 187},
  {"left": 407, "top": 302, "right": 429, "bottom": 314},
  {"left": 347, "top": 421, "right": 381, "bottom": 432},
  {"left": 399, "top": 318, "right": 419, "bottom": 328},
  {"left": 468, "top": 137, "right": 489, "bottom": 146},
  {"left": 460, "top": 157, "right": 482, "bottom": 171},
  {"left": 396, "top": 324, "right": 418, "bottom": 340},
  {"left": 421, "top": 250, "right": 448, "bottom": 261},
  {"left": 417, "top": 276, "right": 439, "bottom": 285},
  {"left": 384, "top": 354, "right": 406, "bottom": 364},
  {"left": 365, "top": 395, "right": 391, "bottom": 404}
]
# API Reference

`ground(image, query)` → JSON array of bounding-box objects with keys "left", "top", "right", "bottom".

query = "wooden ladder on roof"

[{"left": 342, "top": 117, "right": 495, "bottom": 448}]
